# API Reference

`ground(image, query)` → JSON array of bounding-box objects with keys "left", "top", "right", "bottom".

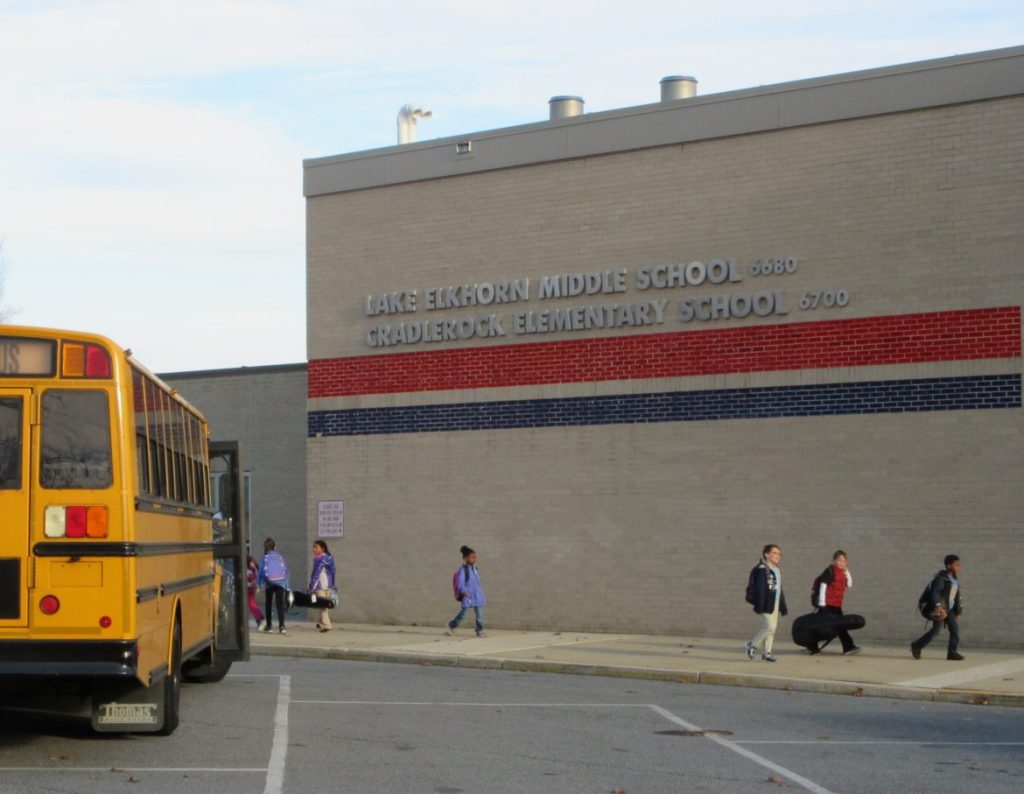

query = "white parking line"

[
  {"left": 293, "top": 698, "right": 834, "bottom": 793},
  {"left": 646, "top": 705, "right": 834, "bottom": 794},
  {"left": 292, "top": 700, "right": 643, "bottom": 707},
  {"left": 735, "top": 740, "right": 1024, "bottom": 746},
  {"left": 895, "top": 657, "right": 1024, "bottom": 689},
  {"left": 0, "top": 767, "right": 265, "bottom": 773},
  {"left": 263, "top": 674, "right": 291, "bottom": 794}
]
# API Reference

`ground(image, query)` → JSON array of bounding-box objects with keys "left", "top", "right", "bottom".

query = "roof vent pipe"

[
  {"left": 549, "top": 95, "right": 584, "bottom": 120},
  {"left": 659, "top": 75, "right": 698, "bottom": 102},
  {"left": 397, "top": 103, "right": 432, "bottom": 144}
]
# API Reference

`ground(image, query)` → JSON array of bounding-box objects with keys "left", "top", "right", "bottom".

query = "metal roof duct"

[
  {"left": 397, "top": 103, "right": 432, "bottom": 144},
  {"left": 549, "top": 95, "right": 585, "bottom": 120},
  {"left": 660, "top": 75, "right": 698, "bottom": 101}
]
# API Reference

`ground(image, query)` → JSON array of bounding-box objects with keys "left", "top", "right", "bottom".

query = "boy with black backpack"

[
  {"left": 911, "top": 555, "right": 964, "bottom": 660},
  {"left": 446, "top": 545, "right": 486, "bottom": 637}
]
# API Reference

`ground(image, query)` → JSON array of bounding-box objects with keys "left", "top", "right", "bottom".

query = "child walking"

[
  {"left": 446, "top": 545, "right": 486, "bottom": 637},
  {"left": 258, "top": 538, "right": 290, "bottom": 634},
  {"left": 308, "top": 540, "right": 337, "bottom": 633},
  {"left": 246, "top": 555, "right": 265, "bottom": 630}
]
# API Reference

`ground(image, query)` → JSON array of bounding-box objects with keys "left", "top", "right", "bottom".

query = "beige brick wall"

[
  {"left": 306, "top": 97, "right": 1024, "bottom": 646},
  {"left": 167, "top": 368, "right": 309, "bottom": 585}
]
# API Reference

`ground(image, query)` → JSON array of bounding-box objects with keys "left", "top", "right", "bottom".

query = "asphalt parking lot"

[{"left": 1, "top": 656, "right": 1022, "bottom": 793}]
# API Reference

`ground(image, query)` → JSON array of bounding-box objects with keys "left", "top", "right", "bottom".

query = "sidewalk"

[{"left": 250, "top": 622, "right": 1024, "bottom": 707}]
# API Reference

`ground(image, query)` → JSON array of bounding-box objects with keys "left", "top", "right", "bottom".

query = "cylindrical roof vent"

[
  {"left": 549, "top": 95, "right": 585, "bottom": 120},
  {"left": 660, "top": 75, "right": 698, "bottom": 102}
]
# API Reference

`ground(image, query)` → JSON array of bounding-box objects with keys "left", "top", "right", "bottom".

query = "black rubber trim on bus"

[
  {"left": 181, "top": 636, "right": 214, "bottom": 663},
  {"left": 33, "top": 542, "right": 215, "bottom": 558},
  {"left": 136, "top": 496, "right": 216, "bottom": 519},
  {"left": 0, "top": 639, "right": 137, "bottom": 678},
  {"left": 136, "top": 585, "right": 160, "bottom": 604},
  {"left": 160, "top": 572, "right": 216, "bottom": 597},
  {"left": 149, "top": 664, "right": 167, "bottom": 686}
]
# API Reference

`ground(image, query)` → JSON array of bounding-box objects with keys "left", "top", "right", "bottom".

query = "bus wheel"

[
  {"left": 158, "top": 620, "right": 182, "bottom": 735},
  {"left": 182, "top": 658, "right": 232, "bottom": 684}
]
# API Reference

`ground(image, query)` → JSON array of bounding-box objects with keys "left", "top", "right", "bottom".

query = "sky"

[{"left": 0, "top": 1, "right": 1021, "bottom": 372}]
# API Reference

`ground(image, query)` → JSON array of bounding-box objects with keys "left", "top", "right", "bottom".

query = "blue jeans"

[
  {"left": 914, "top": 612, "right": 960, "bottom": 655},
  {"left": 449, "top": 605, "right": 484, "bottom": 634}
]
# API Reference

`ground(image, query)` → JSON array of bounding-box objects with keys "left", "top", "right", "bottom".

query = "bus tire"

[
  {"left": 158, "top": 619, "right": 182, "bottom": 735},
  {"left": 182, "top": 658, "right": 232, "bottom": 684}
]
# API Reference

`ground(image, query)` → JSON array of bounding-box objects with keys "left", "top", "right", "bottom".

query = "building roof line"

[
  {"left": 303, "top": 45, "right": 1024, "bottom": 198},
  {"left": 161, "top": 362, "right": 307, "bottom": 380}
]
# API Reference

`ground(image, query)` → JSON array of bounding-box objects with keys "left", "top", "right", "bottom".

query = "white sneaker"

[
  {"left": 745, "top": 641, "right": 755, "bottom": 660},
  {"left": 445, "top": 626, "right": 455, "bottom": 636},
  {"left": 256, "top": 620, "right": 265, "bottom": 631},
  {"left": 762, "top": 652, "right": 777, "bottom": 662}
]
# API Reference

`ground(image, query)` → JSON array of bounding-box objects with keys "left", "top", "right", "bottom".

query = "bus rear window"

[{"left": 40, "top": 390, "right": 112, "bottom": 489}]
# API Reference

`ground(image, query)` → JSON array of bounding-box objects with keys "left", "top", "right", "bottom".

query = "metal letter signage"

[{"left": 360, "top": 257, "right": 851, "bottom": 347}]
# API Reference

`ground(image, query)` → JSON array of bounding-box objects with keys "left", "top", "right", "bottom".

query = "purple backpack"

[
  {"left": 264, "top": 551, "right": 287, "bottom": 584},
  {"left": 452, "top": 566, "right": 469, "bottom": 601}
]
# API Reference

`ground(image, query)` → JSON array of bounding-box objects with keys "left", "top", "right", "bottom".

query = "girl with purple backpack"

[
  {"left": 258, "top": 538, "right": 290, "bottom": 634},
  {"left": 446, "top": 545, "right": 486, "bottom": 637}
]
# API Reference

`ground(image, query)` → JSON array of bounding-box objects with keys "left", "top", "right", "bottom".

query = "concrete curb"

[{"left": 251, "top": 644, "right": 1023, "bottom": 707}]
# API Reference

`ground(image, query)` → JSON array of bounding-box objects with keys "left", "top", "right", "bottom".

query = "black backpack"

[
  {"left": 810, "top": 567, "right": 830, "bottom": 608},
  {"left": 917, "top": 579, "right": 935, "bottom": 619},
  {"left": 744, "top": 565, "right": 759, "bottom": 605}
]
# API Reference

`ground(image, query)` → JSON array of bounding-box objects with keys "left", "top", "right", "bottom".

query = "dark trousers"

[
  {"left": 914, "top": 612, "right": 960, "bottom": 655},
  {"left": 822, "top": 605, "right": 856, "bottom": 652},
  {"left": 265, "top": 585, "right": 286, "bottom": 629}
]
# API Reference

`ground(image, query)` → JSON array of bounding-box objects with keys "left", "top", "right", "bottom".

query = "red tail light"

[
  {"left": 85, "top": 345, "right": 111, "bottom": 377},
  {"left": 65, "top": 506, "right": 88, "bottom": 538},
  {"left": 40, "top": 595, "right": 61, "bottom": 615}
]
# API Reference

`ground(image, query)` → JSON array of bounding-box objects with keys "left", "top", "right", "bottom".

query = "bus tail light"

[
  {"left": 44, "top": 506, "right": 109, "bottom": 538},
  {"left": 66, "top": 506, "right": 87, "bottom": 538},
  {"left": 62, "top": 342, "right": 111, "bottom": 378},
  {"left": 99, "top": 616, "right": 113, "bottom": 628},
  {"left": 40, "top": 595, "right": 61, "bottom": 615}
]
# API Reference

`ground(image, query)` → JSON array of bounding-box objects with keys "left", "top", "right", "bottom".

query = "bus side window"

[
  {"left": 131, "top": 369, "right": 152, "bottom": 495},
  {"left": 144, "top": 378, "right": 167, "bottom": 499}
]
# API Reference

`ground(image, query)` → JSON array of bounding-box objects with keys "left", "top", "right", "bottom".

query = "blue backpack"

[{"left": 264, "top": 551, "right": 288, "bottom": 584}]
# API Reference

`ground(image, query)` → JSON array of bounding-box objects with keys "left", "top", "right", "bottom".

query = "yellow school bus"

[{"left": 0, "top": 327, "right": 248, "bottom": 734}]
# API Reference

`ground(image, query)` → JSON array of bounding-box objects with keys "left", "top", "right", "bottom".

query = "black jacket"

[
  {"left": 751, "top": 561, "right": 788, "bottom": 616},
  {"left": 927, "top": 570, "right": 962, "bottom": 617}
]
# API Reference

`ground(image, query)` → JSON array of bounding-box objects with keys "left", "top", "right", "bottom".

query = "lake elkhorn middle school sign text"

[{"left": 362, "top": 257, "right": 852, "bottom": 348}]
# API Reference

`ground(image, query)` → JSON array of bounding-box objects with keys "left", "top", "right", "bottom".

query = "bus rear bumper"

[{"left": 0, "top": 639, "right": 137, "bottom": 678}]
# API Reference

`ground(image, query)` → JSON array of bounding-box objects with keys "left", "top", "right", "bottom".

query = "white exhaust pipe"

[{"left": 397, "top": 103, "right": 433, "bottom": 144}]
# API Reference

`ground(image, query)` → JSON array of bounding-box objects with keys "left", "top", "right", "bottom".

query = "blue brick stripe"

[{"left": 307, "top": 374, "right": 1021, "bottom": 438}]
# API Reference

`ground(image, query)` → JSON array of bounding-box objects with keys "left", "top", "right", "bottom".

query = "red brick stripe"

[{"left": 308, "top": 307, "right": 1021, "bottom": 399}]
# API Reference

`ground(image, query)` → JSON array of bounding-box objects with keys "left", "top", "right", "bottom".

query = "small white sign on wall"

[{"left": 317, "top": 500, "right": 344, "bottom": 538}]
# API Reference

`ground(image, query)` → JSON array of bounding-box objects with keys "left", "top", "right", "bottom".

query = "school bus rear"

[{"left": 0, "top": 328, "right": 241, "bottom": 733}]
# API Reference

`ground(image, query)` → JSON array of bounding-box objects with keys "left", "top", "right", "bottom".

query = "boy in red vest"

[{"left": 813, "top": 550, "right": 860, "bottom": 655}]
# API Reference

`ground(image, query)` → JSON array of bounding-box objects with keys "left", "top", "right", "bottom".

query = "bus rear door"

[{"left": 0, "top": 389, "right": 30, "bottom": 628}]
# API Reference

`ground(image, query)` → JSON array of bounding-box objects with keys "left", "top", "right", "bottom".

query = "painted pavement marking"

[
  {"left": 292, "top": 698, "right": 834, "bottom": 793},
  {"left": 895, "top": 657, "right": 1024, "bottom": 689},
  {"left": 263, "top": 674, "right": 291, "bottom": 794}
]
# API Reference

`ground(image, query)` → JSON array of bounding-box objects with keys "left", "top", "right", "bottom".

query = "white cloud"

[{"left": 0, "top": 0, "right": 1021, "bottom": 369}]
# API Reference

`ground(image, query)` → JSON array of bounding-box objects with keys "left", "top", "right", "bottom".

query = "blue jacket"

[
  {"left": 456, "top": 564, "right": 486, "bottom": 607},
  {"left": 308, "top": 553, "right": 336, "bottom": 591}
]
